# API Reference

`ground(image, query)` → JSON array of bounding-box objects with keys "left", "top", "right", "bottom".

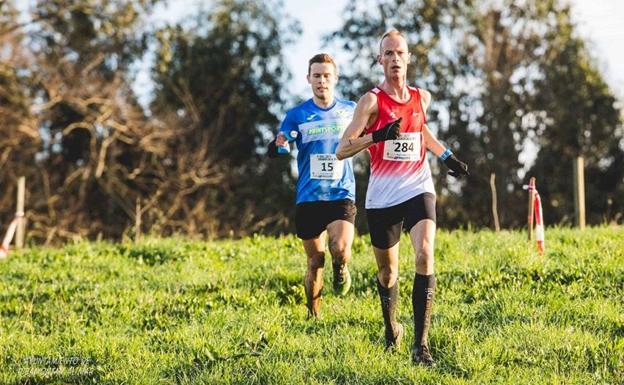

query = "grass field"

[{"left": 1, "top": 227, "right": 623, "bottom": 384}]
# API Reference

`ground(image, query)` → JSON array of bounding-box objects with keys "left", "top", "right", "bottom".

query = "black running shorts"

[
  {"left": 295, "top": 199, "right": 357, "bottom": 240},
  {"left": 366, "top": 193, "right": 436, "bottom": 249}
]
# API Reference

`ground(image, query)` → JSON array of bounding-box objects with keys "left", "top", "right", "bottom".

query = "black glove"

[
  {"left": 444, "top": 154, "right": 469, "bottom": 178},
  {"left": 372, "top": 118, "right": 402, "bottom": 143},
  {"left": 267, "top": 139, "right": 279, "bottom": 158}
]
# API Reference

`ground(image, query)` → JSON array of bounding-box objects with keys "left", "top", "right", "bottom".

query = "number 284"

[{"left": 394, "top": 142, "right": 414, "bottom": 152}]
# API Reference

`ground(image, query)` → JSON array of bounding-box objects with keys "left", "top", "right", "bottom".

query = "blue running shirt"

[{"left": 279, "top": 98, "right": 356, "bottom": 204}]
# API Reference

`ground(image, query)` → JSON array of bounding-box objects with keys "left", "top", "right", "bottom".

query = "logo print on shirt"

[
  {"left": 299, "top": 119, "right": 350, "bottom": 143},
  {"left": 389, "top": 111, "right": 398, "bottom": 119},
  {"left": 333, "top": 109, "right": 352, "bottom": 119},
  {"left": 306, "top": 113, "right": 318, "bottom": 121}
]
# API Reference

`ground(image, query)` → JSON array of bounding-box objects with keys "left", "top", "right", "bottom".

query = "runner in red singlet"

[{"left": 336, "top": 29, "right": 469, "bottom": 366}]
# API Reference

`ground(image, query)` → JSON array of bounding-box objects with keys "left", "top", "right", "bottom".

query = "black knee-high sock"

[
  {"left": 377, "top": 278, "right": 399, "bottom": 339},
  {"left": 413, "top": 273, "right": 436, "bottom": 347}
]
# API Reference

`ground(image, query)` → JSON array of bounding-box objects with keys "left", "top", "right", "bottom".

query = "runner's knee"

[
  {"left": 329, "top": 239, "right": 349, "bottom": 261},
  {"left": 378, "top": 267, "right": 398, "bottom": 288},
  {"left": 415, "top": 247, "right": 433, "bottom": 271}
]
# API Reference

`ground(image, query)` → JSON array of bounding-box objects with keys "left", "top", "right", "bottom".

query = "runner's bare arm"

[
  {"left": 423, "top": 124, "right": 446, "bottom": 157},
  {"left": 419, "top": 88, "right": 431, "bottom": 114},
  {"left": 419, "top": 89, "right": 446, "bottom": 157},
  {"left": 336, "top": 93, "right": 378, "bottom": 160}
]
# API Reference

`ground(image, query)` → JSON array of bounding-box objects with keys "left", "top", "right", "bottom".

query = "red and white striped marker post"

[
  {"left": 533, "top": 190, "right": 545, "bottom": 254},
  {"left": 526, "top": 178, "right": 545, "bottom": 254},
  {"left": 0, "top": 217, "right": 19, "bottom": 259},
  {"left": 2, "top": 176, "right": 27, "bottom": 258}
]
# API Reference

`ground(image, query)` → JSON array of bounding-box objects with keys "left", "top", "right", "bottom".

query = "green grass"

[{"left": 1, "top": 227, "right": 623, "bottom": 384}]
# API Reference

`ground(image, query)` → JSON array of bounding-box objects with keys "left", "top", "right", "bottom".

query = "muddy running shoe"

[
  {"left": 412, "top": 344, "right": 434, "bottom": 366},
  {"left": 385, "top": 323, "right": 404, "bottom": 351},
  {"left": 332, "top": 263, "right": 351, "bottom": 296}
]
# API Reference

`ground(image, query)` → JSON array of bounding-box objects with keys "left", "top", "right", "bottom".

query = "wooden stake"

[
  {"left": 527, "top": 177, "right": 536, "bottom": 241},
  {"left": 573, "top": 157, "right": 586, "bottom": 229},
  {"left": 490, "top": 173, "right": 500, "bottom": 232},
  {"left": 135, "top": 198, "right": 142, "bottom": 243},
  {"left": 15, "top": 176, "right": 25, "bottom": 248}
]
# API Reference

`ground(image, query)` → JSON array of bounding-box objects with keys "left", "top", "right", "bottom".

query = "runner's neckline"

[
  {"left": 376, "top": 86, "right": 414, "bottom": 105},
  {"left": 310, "top": 98, "right": 337, "bottom": 111}
]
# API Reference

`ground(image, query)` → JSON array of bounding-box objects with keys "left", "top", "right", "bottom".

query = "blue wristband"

[{"left": 439, "top": 149, "right": 453, "bottom": 161}]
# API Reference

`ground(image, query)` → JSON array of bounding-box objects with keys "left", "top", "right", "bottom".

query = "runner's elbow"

[
  {"left": 336, "top": 146, "right": 349, "bottom": 160},
  {"left": 335, "top": 145, "right": 345, "bottom": 160}
]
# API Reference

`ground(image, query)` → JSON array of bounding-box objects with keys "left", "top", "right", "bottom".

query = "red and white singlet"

[{"left": 364, "top": 86, "right": 435, "bottom": 209}]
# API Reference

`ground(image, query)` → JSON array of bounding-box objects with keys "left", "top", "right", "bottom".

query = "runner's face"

[
  {"left": 307, "top": 63, "right": 337, "bottom": 101},
  {"left": 379, "top": 35, "right": 410, "bottom": 79}
]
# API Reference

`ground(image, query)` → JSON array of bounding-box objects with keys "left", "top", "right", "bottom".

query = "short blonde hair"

[{"left": 379, "top": 29, "right": 407, "bottom": 54}]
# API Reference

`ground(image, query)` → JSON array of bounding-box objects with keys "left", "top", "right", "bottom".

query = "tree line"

[{"left": 1, "top": 0, "right": 622, "bottom": 243}]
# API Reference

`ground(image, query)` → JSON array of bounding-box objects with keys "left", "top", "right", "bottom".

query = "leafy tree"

[
  {"left": 0, "top": 0, "right": 164, "bottom": 241},
  {"left": 0, "top": 0, "right": 297, "bottom": 241},
  {"left": 0, "top": 2, "right": 39, "bottom": 227},
  {"left": 526, "top": 6, "right": 624, "bottom": 225},
  {"left": 1, "top": 0, "right": 303, "bottom": 241},
  {"left": 149, "top": 0, "right": 301, "bottom": 235},
  {"left": 327, "top": 0, "right": 623, "bottom": 228}
]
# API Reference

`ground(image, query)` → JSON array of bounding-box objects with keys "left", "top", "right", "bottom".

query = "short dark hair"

[{"left": 308, "top": 53, "right": 337, "bottom": 75}]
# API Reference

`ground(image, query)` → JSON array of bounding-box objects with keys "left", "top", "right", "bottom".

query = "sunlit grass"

[{"left": 1, "top": 227, "right": 622, "bottom": 384}]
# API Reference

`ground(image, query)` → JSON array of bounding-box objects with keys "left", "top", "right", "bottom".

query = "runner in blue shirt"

[{"left": 267, "top": 53, "right": 356, "bottom": 318}]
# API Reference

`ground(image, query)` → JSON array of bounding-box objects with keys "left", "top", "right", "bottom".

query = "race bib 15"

[{"left": 310, "top": 154, "right": 344, "bottom": 179}]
